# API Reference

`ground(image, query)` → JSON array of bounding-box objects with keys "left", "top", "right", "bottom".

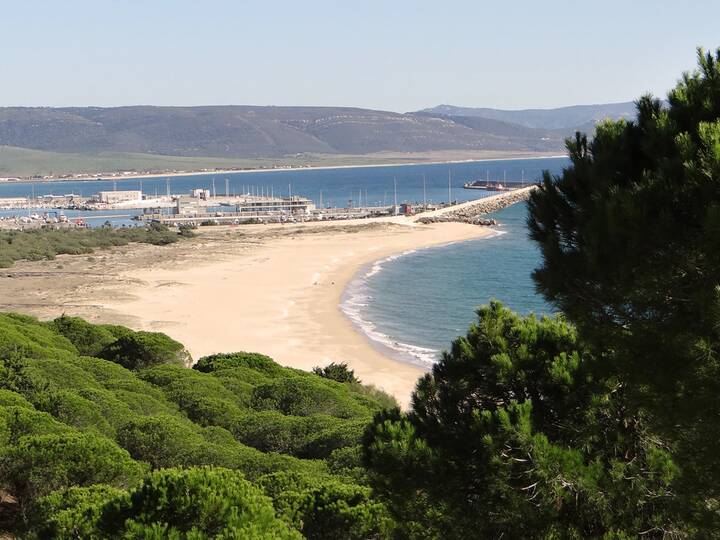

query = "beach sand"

[{"left": 0, "top": 218, "right": 492, "bottom": 407}]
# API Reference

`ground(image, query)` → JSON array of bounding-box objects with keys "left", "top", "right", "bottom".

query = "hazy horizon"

[{"left": 3, "top": 0, "right": 718, "bottom": 112}]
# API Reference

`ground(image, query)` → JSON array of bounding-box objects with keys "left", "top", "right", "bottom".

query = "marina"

[{"left": 0, "top": 159, "right": 553, "bottom": 230}]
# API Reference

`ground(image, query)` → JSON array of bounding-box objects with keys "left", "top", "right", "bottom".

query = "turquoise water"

[{"left": 341, "top": 202, "right": 554, "bottom": 368}]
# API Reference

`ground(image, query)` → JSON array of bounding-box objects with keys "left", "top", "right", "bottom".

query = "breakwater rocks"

[
  {"left": 416, "top": 186, "right": 537, "bottom": 226},
  {"left": 417, "top": 215, "right": 498, "bottom": 226}
]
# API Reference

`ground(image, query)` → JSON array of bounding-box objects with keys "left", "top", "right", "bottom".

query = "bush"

[
  {"left": 0, "top": 313, "right": 77, "bottom": 361},
  {"left": 258, "top": 471, "right": 392, "bottom": 539},
  {"left": 312, "top": 362, "right": 359, "bottom": 383},
  {"left": 194, "top": 351, "right": 286, "bottom": 377},
  {"left": 41, "top": 390, "right": 114, "bottom": 436},
  {"left": 0, "top": 406, "right": 74, "bottom": 447},
  {"left": 47, "top": 315, "right": 118, "bottom": 357},
  {"left": 251, "top": 377, "right": 368, "bottom": 419},
  {"left": 0, "top": 389, "right": 34, "bottom": 409},
  {"left": 29, "top": 484, "right": 125, "bottom": 539},
  {"left": 299, "top": 420, "right": 367, "bottom": 459},
  {"left": 99, "top": 331, "right": 192, "bottom": 370},
  {"left": 116, "top": 414, "right": 206, "bottom": 469},
  {"left": 96, "top": 467, "right": 301, "bottom": 538},
  {"left": 178, "top": 224, "right": 198, "bottom": 238},
  {"left": 0, "top": 433, "right": 145, "bottom": 511}
]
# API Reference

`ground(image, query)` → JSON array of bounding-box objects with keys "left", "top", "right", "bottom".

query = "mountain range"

[{"left": 0, "top": 102, "right": 637, "bottom": 175}]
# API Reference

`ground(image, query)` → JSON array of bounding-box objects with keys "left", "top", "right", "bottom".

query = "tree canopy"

[{"left": 363, "top": 48, "right": 720, "bottom": 538}]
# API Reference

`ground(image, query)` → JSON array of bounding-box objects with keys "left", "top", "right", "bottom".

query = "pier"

[{"left": 415, "top": 186, "right": 537, "bottom": 224}]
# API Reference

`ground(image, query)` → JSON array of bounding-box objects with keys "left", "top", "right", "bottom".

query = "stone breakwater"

[{"left": 415, "top": 186, "right": 537, "bottom": 225}]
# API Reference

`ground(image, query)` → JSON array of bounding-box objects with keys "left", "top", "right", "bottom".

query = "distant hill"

[
  {"left": 419, "top": 102, "right": 637, "bottom": 130},
  {"left": 0, "top": 103, "right": 637, "bottom": 175},
  {"left": 0, "top": 105, "right": 589, "bottom": 160}
]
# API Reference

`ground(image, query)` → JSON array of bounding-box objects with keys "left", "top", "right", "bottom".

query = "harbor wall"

[{"left": 415, "top": 186, "right": 537, "bottom": 224}]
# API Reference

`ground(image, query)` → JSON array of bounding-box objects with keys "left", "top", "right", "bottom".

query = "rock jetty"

[{"left": 415, "top": 186, "right": 537, "bottom": 226}]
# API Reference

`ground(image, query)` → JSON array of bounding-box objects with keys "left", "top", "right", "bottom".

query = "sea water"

[
  {"left": 341, "top": 202, "right": 555, "bottom": 368},
  {"left": 0, "top": 157, "right": 567, "bottom": 224}
]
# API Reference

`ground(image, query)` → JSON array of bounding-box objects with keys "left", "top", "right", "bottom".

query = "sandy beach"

[{"left": 0, "top": 217, "right": 492, "bottom": 407}]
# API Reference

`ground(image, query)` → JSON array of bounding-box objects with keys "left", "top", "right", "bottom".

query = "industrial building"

[{"left": 95, "top": 190, "right": 142, "bottom": 204}]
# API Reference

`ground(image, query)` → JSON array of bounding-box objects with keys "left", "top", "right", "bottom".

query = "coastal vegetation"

[
  {"left": 0, "top": 49, "right": 719, "bottom": 537},
  {"left": 0, "top": 222, "right": 180, "bottom": 268},
  {"left": 0, "top": 312, "right": 396, "bottom": 538}
]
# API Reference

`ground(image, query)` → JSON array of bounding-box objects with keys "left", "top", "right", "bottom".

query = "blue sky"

[{"left": 2, "top": 0, "right": 718, "bottom": 111}]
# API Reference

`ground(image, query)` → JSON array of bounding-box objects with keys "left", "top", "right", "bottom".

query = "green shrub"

[
  {"left": 194, "top": 351, "right": 286, "bottom": 377},
  {"left": 0, "top": 313, "right": 77, "bottom": 361},
  {"left": 251, "top": 377, "right": 368, "bottom": 418},
  {"left": 0, "top": 389, "right": 34, "bottom": 409},
  {"left": 97, "top": 324, "right": 135, "bottom": 340},
  {"left": 29, "top": 484, "right": 125, "bottom": 539},
  {"left": 258, "top": 471, "right": 392, "bottom": 539},
  {"left": 116, "top": 414, "right": 206, "bottom": 469},
  {"left": 299, "top": 419, "right": 367, "bottom": 459},
  {"left": 0, "top": 433, "right": 145, "bottom": 510},
  {"left": 232, "top": 411, "right": 301, "bottom": 454},
  {"left": 0, "top": 406, "right": 74, "bottom": 446},
  {"left": 0, "top": 312, "right": 381, "bottom": 536},
  {"left": 99, "top": 331, "right": 191, "bottom": 370},
  {"left": 96, "top": 467, "right": 301, "bottom": 538},
  {"left": 41, "top": 390, "right": 114, "bottom": 436},
  {"left": 325, "top": 445, "right": 365, "bottom": 479},
  {"left": 312, "top": 361, "right": 359, "bottom": 383},
  {"left": 139, "top": 364, "right": 247, "bottom": 425},
  {"left": 47, "top": 315, "right": 118, "bottom": 356},
  {"left": 178, "top": 224, "right": 198, "bottom": 238}
]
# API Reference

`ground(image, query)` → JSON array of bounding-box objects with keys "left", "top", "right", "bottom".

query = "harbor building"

[{"left": 95, "top": 190, "right": 142, "bottom": 204}]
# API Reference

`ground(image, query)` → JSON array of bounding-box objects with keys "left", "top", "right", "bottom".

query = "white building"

[{"left": 95, "top": 191, "right": 142, "bottom": 204}]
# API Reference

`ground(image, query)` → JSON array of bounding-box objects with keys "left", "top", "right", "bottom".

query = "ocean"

[
  {"left": 341, "top": 202, "right": 555, "bottom": 368},
  {"left": 1, "top": 156, "right": 567, "bottom": 366}
]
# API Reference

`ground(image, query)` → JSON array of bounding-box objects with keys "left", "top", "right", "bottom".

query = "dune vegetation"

[
  {"left": 0, "top": 312, "right": 398, "bottom": 538},
  {"left": 0, "top": 222, "right": 194, "bottom": 268}
]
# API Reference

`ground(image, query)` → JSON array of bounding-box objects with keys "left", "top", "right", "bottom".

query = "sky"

[{"left": 2, "top": 0, "right": 719, "bottom": 112}]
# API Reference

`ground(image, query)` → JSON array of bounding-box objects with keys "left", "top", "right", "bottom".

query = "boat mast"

[
  {"left": 448, "top": 169, "right": 452, "bottom": 204},
  {"left": 393, "top": 177, "right": 398, "bottom": 209},
  {"left": 422, "top": 174, "right": 427, "bottom": 207}
]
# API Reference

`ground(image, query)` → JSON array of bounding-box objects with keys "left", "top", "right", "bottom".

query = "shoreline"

[
  {"left": 339, "top": 230, "right": 506, "bottom": 370},
  {"left": 0, "top": 217, "right": 494, "bottom": 407},
  {"left": 103, "top": 219, "right": 494, "bottom": 408},
  {"left": 1, "top": 153, "right": 566, "bottom": 185}
]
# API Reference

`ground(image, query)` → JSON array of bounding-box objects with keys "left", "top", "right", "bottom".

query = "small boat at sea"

[
  {"left": 463, "top": 180, "right": 511, "bottom": 191},
  {"left": 463, "top": 170, "right": 519, "bottom": 191}
]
